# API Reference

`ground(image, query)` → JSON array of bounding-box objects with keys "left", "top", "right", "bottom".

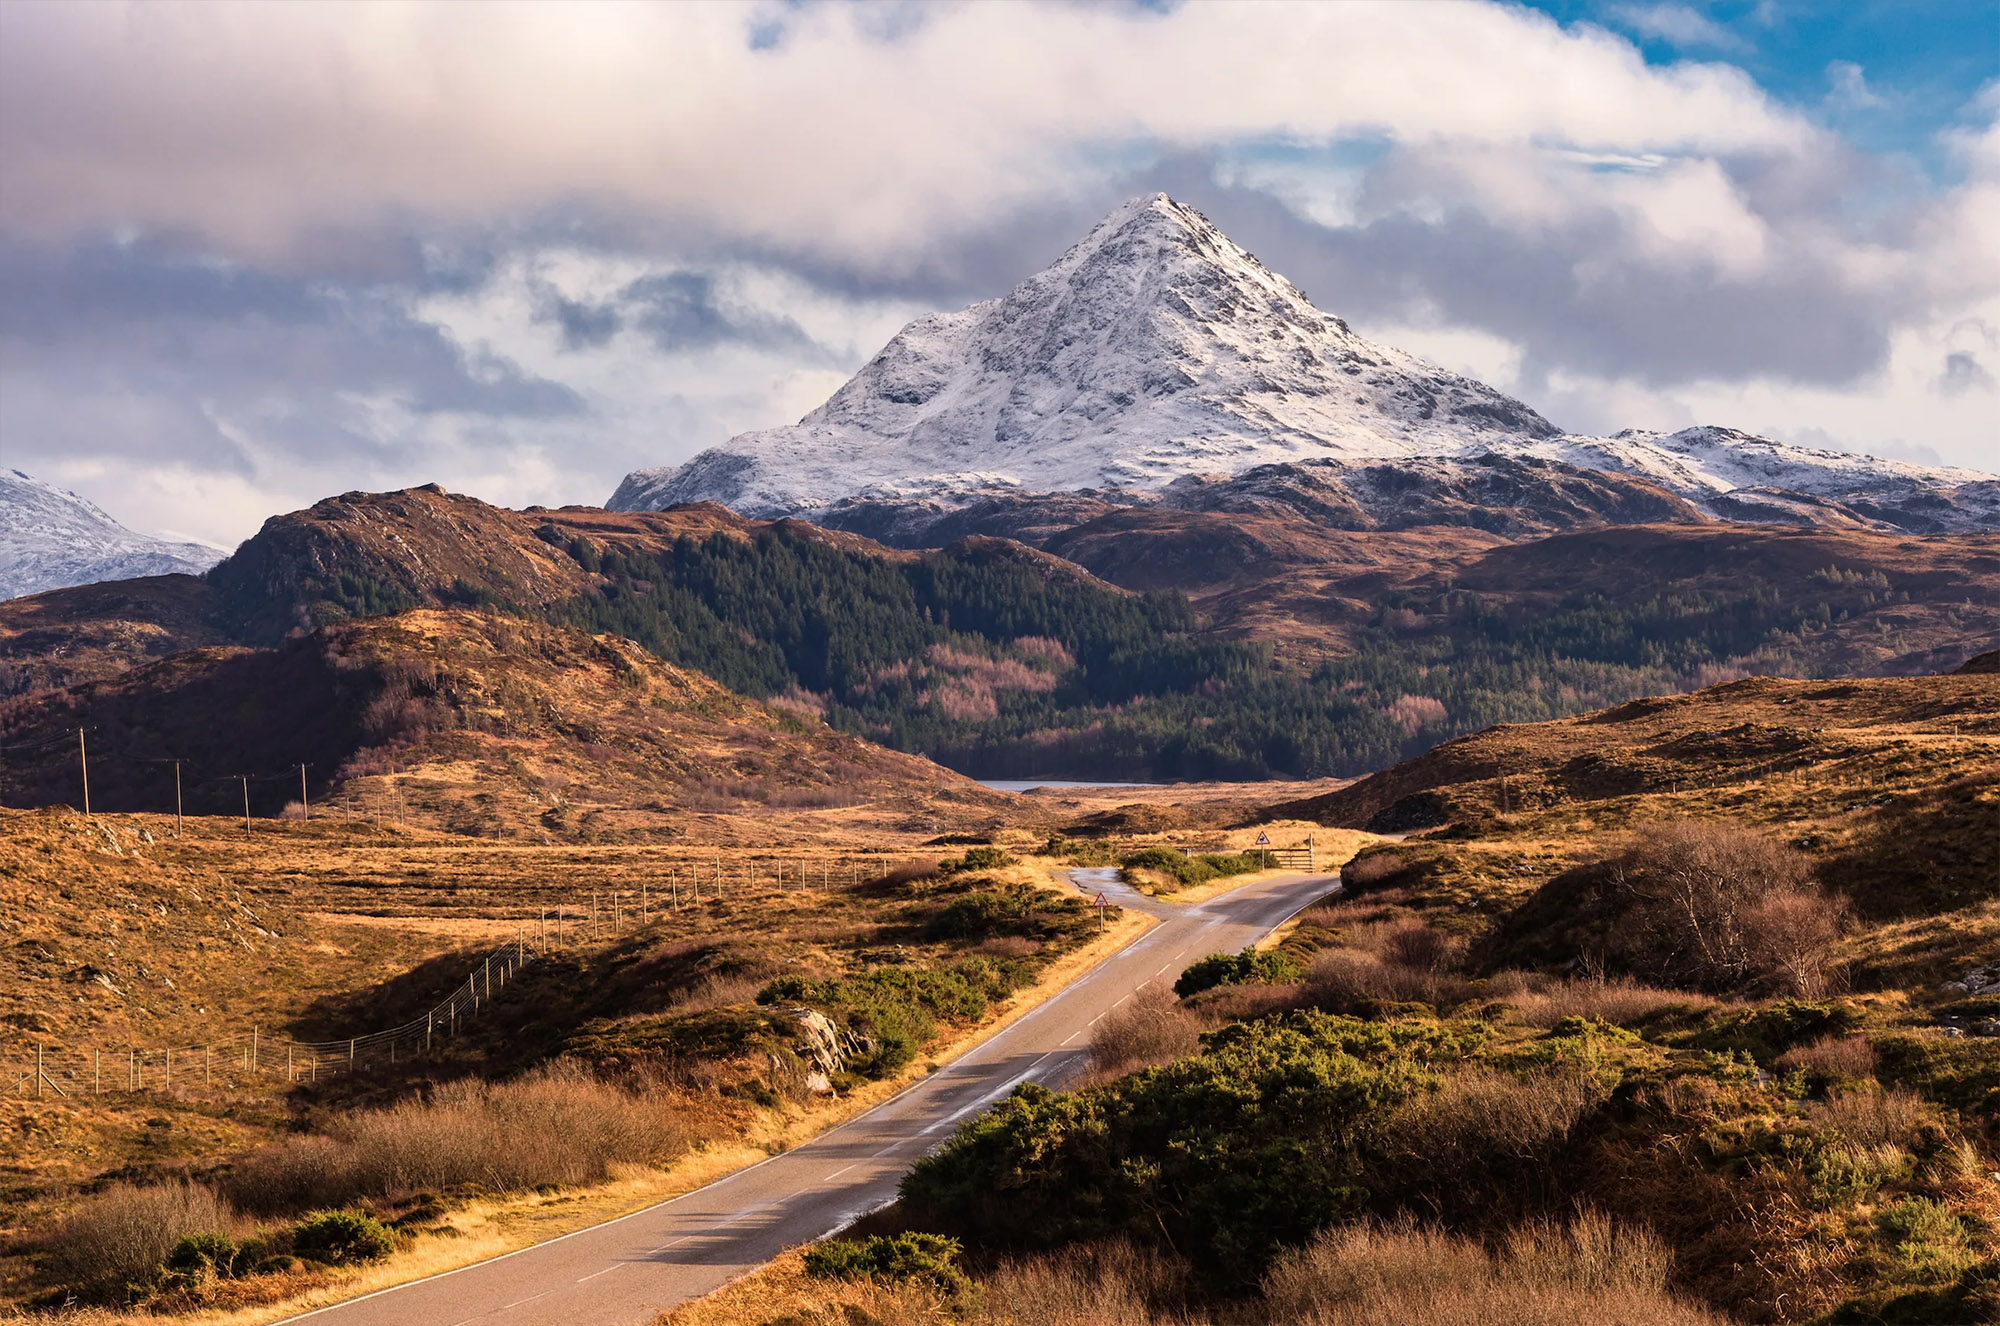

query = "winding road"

[{"left": 285, "top": 867, "right": 1341, "bottom": 1326}]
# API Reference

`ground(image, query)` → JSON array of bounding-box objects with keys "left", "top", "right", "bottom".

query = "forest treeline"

[{"left": 539, "top": 527, "right": 1862, "bottom": 781}]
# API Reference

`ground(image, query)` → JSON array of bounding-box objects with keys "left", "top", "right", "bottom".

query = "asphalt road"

[{"left": 286, "top": 867, "right": 1341, "bottom": 1326}]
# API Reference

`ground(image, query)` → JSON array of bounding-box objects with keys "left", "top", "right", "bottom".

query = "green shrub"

[
  {"left": 164, "top": 1232, "right": 240, "bottom": 1278},
  {"left": 290, "top": 1211, "right": 393, "bottom": 1266},
  {"left": 801, "top": 1232, "right": 969, "bottom": 1294},
  {"left": 1174, "top": 947, "right": 1305, "bottom": 998},
  {"left": 1878, "top": 1198, "right": 1979, "bottom": 1279},
  {"left": 1873, "top": 1033, "right": 2000, "bottom": 1117},
  {"left": 923, "top": 884, "right": 1092, "bottom": 942},
  {"left": 1687, "top": 1000, "right": 1864, "bottom": 1062},
  {"left": 758, "top": 958, "right": 1038, "bottom": 1076},
  {"left": 901, "top": 1012, "right": 1485, "bottom": 1285},
  {"left": 939, "top": 846, "right": 1014, "bottom": 874},
  {"left": 1120, "top": 847, "right": 1260, "bottom": 891}
]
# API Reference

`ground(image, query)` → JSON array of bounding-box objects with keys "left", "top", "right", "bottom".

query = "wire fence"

[{"left": 6, "top": 856, "right": 886, "bottom": 1103}]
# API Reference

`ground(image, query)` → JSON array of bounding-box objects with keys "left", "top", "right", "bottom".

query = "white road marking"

[{"left": 575, "top": 1263, "right": 622, "bottom": 1283}]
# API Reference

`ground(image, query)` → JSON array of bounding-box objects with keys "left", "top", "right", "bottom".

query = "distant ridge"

[{"left": 0, "top": 469, "right": 224, "bottom": 601}]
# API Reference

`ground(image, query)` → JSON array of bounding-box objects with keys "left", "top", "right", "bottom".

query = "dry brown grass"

[
  {"left": 1261, "top": 1213, "right": 1727, "bottom": 1326},
  {"left": 1805, "top": 1085, "right": 1936, "bottom": 1148},
  {"left": 1373, "top": 1068, "right": 1606, "bottom": 1215},
  {"left": 1773, "top": 1035, "right": 1875, "bottom": 1079},
  {"left": 224, "top": 1060, "right": 692, "bottom": 1214},
  {"left": 976, "top": 1240, "right": 1201, "bottom": 1325},
  {"left": 44, "top": 1179, "right": 237, "bottom": 1298},
  {"left": 1497, "top": 977, "right": 1717, "bottom": 1030},
  {"left": 665, "top": 972, "right": 766, "bottom": 1016}
]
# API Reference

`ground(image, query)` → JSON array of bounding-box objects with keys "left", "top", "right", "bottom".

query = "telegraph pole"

[
  {"left": 173, "top": 761, "right": 184, "bottom": 838},
  {"left": 77, "top": 728, "right": 90, "bottom": 815},
  {"left": 298, "top": 764, "right": 309, "bottom": 821},
  {"left": 241, "top": 775, "right": 252, "bottom": 837}
]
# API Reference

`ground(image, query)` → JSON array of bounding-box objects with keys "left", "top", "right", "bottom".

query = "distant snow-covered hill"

[
  {"left": 610, "top": 194, "right": 1996, "bottom": 534},
  {"left": 0, "top": 470, "right": 224, "bottom": 601}
]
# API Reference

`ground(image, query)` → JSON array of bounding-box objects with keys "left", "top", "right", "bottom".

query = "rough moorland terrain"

[{"left": 700, "top": 664, "right": 1999, "bottom": 1326}]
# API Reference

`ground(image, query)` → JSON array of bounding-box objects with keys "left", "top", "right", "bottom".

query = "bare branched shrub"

[
  {"left": 46, "top": 1179, "right": 237, "bottom": 1298},
  {"left": 1377, "top": 921, "right": 1462, "bottom": 974},
  {"left": 1806, "top": 1086, "right": 1935, "bottom": 1148},
  {"left": 1342, "top": 852, "right": 1405, "bottom": 890},
  {"left": 225, "top": 1060, "right": 690, "bottom": 1214},
  {"left": 1262, "top": 1213, "right": 1725, "bottom": 1326},
  {"left": 975, "top": 1240, "right": 1199, "bottom": 1326},
  {"left": 1305, "top": 948, "right": 1475, "bottom": 1009},
  {"left": 1085, "top": 986, "right": 1201, "bottom": 1080},
  {"left": 1741, "top": 886, "right": 1849, "bottom": 998},
  {"left": 1607, "top": 822, "right": 1846, "bottom": 995},
  {"left": 1773, "top": 1035, "right": 1875, "bottom": 1080}
]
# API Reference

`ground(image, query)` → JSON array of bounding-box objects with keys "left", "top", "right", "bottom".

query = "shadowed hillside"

[{"left": 0, "top": 608, "right": 998, "bottom": 840}]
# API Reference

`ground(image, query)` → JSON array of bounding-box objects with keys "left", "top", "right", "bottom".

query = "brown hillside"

[
  {"left": 1035, "top": 509, "right": 2000, "bottom": 675},
  {"left": 1275, "top": 670, "right": 1999, "bottom": 834},
  {"left": 1273, "top": 668, "right": 2000, "bottom": 925},
  {"left": 0, "top": 608, "right": 1001, "bottom": 841},
  {"left": 0, "top": 574, "right": 230, "bottom": 696}
]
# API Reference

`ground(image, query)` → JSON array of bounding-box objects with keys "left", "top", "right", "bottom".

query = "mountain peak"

[
  {"left": 606, "top": 194, "right": 1575, "bottom": 517},
  {"left": 1, "top": 470, "right": 224, "bottom": 601}
]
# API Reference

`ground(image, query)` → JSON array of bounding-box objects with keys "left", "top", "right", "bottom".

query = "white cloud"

[
  {"left": 1825, "top": 60, "right": 1886, "bottom": 111},
  {"left": 0, "top": 0, "right": 1811, "bottom": 272},
  {"left": 1609, "top": 3, "right": 1748, "bottom": 51},
  {"left": 1, "top": 0, "right": 1994, "bottom": 542}
]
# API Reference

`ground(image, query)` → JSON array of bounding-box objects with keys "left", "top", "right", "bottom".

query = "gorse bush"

[
  {"left": 1175, "top": 946, "right": 1304, "bottom": 998},
  {"left": 1121, "top": 847, "right": 1260, "bottom": 891},
  {"left": 803, "top": 1232, "right": 970, "bottom": 1295},
  {"left": 163, "top": 1232, "right": 241, "bottom": 1278},
  {"left": 224, "top": 1060, "right": 689, "bottom": 1214},
  {"left": 939, "top": 846, "right": 1014, "bottom": 875},
  {"left": 291, "top": 1210, "right": 393, "bottom": 1266},
  {"left": 902, "top": 1012, "right": 1489, "bottom": 1283},
  {"left": 924, "top": 884, "right": 1091, "bottom": 942}
]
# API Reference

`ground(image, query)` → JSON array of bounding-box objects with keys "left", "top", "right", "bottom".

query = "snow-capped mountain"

[
  {"left": 611, "top": 194, "right": 1996, "bottom": 534},
  {"left": 0, "top": 470, "right": 225, "bottom": 601}
]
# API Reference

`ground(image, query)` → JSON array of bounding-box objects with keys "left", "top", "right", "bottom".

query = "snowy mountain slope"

[
  {"left": 0, "top": 470, "right": 225, "bottom": 601},
  {"left": 610, "top": 195, "right": 1997, "bottom": 534},
  {"left": 610, "top": 194, "right": 1556, "bottom": 514},
  {"left": 1504, "top": 428, "right": 2000, "bottom": 533}
]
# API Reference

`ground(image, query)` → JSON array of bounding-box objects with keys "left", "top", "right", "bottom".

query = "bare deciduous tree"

[{"left": 1606, "top": 822, "right": 1845, "bottom": 996}]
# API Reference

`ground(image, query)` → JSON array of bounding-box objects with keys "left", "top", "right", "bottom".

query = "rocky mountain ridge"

[{"left": 610, "top": 195, "right": 1996, "bottom": 536}]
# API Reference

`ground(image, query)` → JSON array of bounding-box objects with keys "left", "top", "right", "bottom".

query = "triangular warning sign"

[
  {"left": 1255, "top": 831, "right": 1271, "bottom": 846},
  {"left": 1093, "top": 892, "right": 1108, "bottom": 907}
]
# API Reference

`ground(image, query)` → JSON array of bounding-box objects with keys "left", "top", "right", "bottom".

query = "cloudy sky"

[{"left": 1, "top": 0, "right": 1995, "bottom": 548}]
